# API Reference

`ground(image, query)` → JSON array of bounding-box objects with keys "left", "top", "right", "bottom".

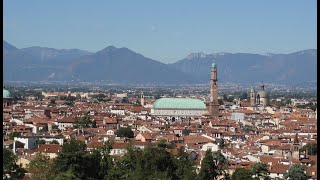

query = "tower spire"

[{"left": 261, "top": 81, "right": 265, "bottom": 91}]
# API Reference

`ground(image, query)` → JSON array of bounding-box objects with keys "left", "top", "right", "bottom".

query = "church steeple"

[
  {"left": 261, "top": 81, "right": 265, "bottom": 91},
  {"left": 250, "top": 85, "right": 256, "bottom": 106}
]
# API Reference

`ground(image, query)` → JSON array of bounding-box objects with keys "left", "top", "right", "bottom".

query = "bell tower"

[
  {"left": 209, "top": 63, "right": 219, "bottom": 117},
  {"left": 250, "top": 86, "right": 256, "bottom": 106}
]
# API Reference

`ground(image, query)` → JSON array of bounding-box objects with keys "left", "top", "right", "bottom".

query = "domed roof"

[
  {"left": 212, "top": 63, "right": 217, "bottom": 68},
  {"left": 3, "top": 88, "right": 12, "bottom": 99},
  {"left": 256, "top": 90, "right": 267, "bottom": 98},
  {"left": 153, "top": 98, "right": 207, "bottom": 110}
]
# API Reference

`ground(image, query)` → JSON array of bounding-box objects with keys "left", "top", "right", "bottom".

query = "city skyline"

[{"left": 4, "top": 0, "right": 317, "bottom": 63}]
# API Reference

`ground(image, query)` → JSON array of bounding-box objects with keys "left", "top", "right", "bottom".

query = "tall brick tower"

[{"left": 209, "top": 63, "right": 219, "bottom": 117}]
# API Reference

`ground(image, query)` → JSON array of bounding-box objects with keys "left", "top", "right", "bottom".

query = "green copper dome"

[
  {"left": 3, "top": 88, "right": 12, "bottom": 99},
  {"left": 153, "top": 98, "right": 206, "bottom": 110},
  {"left": 212, "top": 63, "right": 217, "bottom": 68}
]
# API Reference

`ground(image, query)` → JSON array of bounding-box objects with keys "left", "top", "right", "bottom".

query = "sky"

[{"left": 4, "top": 0, "right": 317, "bottom": 63}]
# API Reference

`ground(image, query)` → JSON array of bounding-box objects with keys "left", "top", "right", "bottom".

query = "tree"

[
  {"left": 74, "top": 115, "right": 92, "bottom": 129},
  {"left": 55, "top": 169, "right": 81, "bottom": 180},
  {"left": 174, "top": 148, "right": 197, "bottom": 180},
  {"left": 231, "top": 168, "right": 253, "bottom": 180},
  {"left": 3, "top": 148, "right": 25, "bottom": 179},
  {"left": 81, "top": 150, "right": 103, "bottom": 179},
  {"left": 242, "top": 125, "right": 254, "bottom": 133},
  {"left": 64, "top": 101, "right": 74, "bottom": 107},
  {"left": 37, "top": 140, "right": 46, "bottom": 146},
  {"left": 141, "top": 146, "right": 177, "bottom": 179},
  {"left": 52, "top": 138, "right": 87, "bottom": 179},
  {"left": 240, "top": 92, "right": 248, "bottom": 100},
  {"left": 34, "top": 91, "right": 45, "bottom": 101},
  {"left": 50, "top": 140, "right": 60, "bottom": 144},
  {"left": 212, "top": 150, "right": 228, "bottom": 178},
  {"left": 9, "top": 132, "right": 20, "bottom": 140},
  {"left": 198, "top": 149, "right": 218, "bottom": 180},
  {"left": 228, "top": 96, "right": 235, "bottom": 102},
  {"left": 250, "top": 162, "right": 268, "bottom": 180},
  {"left": 301, "top": 142, "right": 317, "bottom": 155},
  {"left": 53, "top": 138, "right": 115, "bottom": 180},
  {"left": 218, "top": 99, "right": 224, "bottom": 105},
  {"left": 28, "top": 153, "right": 54, "bottom": 180},
  {"left": 97, "top": 142, "right": 113, "bottom": 179},
  {"left": 107, "top": 145, "right": 180, "bottom": 180},
  {"left": 157, "top": 139, "right": 167, "bottom": 148},
  {"left": 76, "top": 94, "right": 81, "bottom": 100},
  {"left": 65, "top": 96, "right": 76, "bottom": 102},
  {"left": 216, "top": 138, "right": 225, "bottom": 149},
  {"left": 284, "top": 164, "right": 308, "bottom": 180},
  {"left": 60, "top": 138, "right": 86, "bottom": 153},
  {"left": 167, "top": 141, "right": 176, "bottom": 149},
  {"left": 223, "top": 94, "right": 228, "bottom": 101},
  {"left": 116, "top": 127, "right": 134, "bottom": 138},
  {"left": 64, "top": 96, "right": 76, "bottom": 107},
  {"left": 133, "top": 101, "right": 142, "bottom": 106}
]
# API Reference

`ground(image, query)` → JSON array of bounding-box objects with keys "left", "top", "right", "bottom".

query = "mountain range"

[{"left": 3, "top": 41, "right": 317, "bottom": 84}]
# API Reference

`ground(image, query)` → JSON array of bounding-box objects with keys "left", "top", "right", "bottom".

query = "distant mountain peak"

[
  {"left": 293, "top": 49, "right": 317, "bottom": 56},
  {"left": 186, "top": 52, "right": 208, "bottom": 59},
  {"left": 3, "top": 40, "right": 19, "bottom": 53},
  {"left": 101, "top": 45, "right": 118, "bottom": 52}
]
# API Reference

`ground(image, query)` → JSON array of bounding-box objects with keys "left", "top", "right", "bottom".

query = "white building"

[
  {"left": 231, "top": 112, "right": 245, "bottom": 122},
  {"left": 201, "top": 142, "right": 219, "bottom": 152}
]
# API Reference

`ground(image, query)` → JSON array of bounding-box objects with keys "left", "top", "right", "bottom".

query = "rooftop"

[{"left": 153, "top": 98, "right": 207, "bottom": 110}]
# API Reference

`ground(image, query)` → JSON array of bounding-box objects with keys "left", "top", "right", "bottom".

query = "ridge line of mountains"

[{"left": 4, "top": 41, "right": 317, "bottom": 84}]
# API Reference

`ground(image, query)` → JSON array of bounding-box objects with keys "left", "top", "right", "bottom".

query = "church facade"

[{"left": 250, "top": 82, "right": 269, "bottom": 107}]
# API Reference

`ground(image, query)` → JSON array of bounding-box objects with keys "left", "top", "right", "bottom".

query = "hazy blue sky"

[{"left": 4, "top": 0, "right": 317, "bottom": 63}]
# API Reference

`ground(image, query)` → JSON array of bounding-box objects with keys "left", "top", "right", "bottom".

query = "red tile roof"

[{"left": 37, "top": 144, "right": 61, "bottom": 154}]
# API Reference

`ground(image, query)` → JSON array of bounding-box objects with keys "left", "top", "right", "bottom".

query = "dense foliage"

[
  {"left": 301, "top": 142, "right": 317, "bottom": 155},
  {"left": 116, "top": 127, "right": 134, "bottom": 138},
  {"left": 50, "top": 140, "right": 60, "bottom": 144},
  {"left": 250, "top": 162, "right": 269, "bottom": 180},
  {"left": 198, "top": 149, "right": 229, "bottom": 180},
  {"left": 8, "top": 132, "right": 21, "bottom": 140},
  {"left": 296, "top": 103, "right": 317, "bottom": 111},
  {"left": 74, "top": 115, "right": 92, "bottom": 129},
  {"left": 5, "top": 138, "right": 300, "bottom": 180},
  {"left": 231, "top": 168, "right": 253, "bottom": 180},
  {"left": 3, "top": 148, "right": 25, "bottom": 179},
  {"left": 25, "top": 139, "right": 197, "bottom": 180},
  {"left": 284, "top": 164, "right": 308, "bottom": 180},
  {"left": 28, "top": 153, "right": 55, "bottom": 180}
]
